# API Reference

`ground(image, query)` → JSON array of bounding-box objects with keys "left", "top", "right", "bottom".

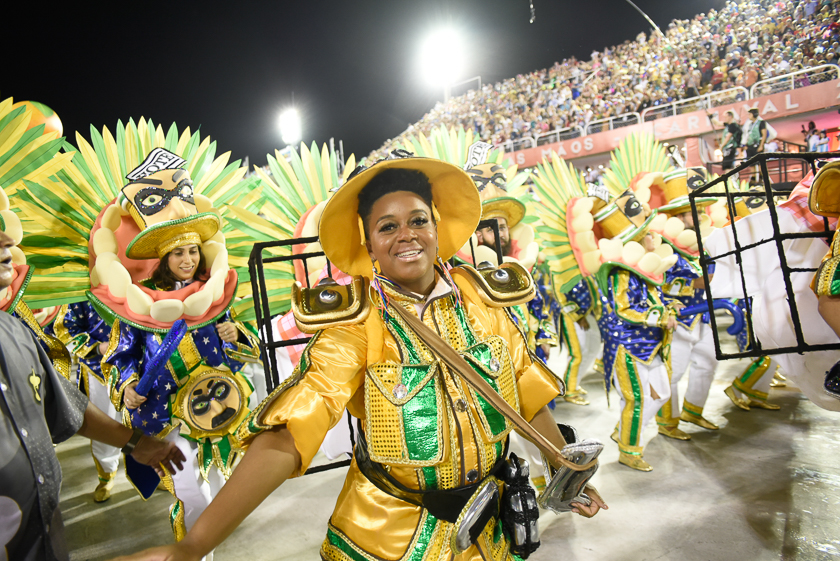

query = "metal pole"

[{"left": 624, "top": 0, "right": 665, "bottom": 38}]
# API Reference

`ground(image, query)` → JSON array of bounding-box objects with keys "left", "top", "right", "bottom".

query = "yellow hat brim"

[
  {"left": 481, "top": 197, "right": 526, "bottom": 229},
  {"left": 125, "top": 213, "right": 220, "bottom": 259},
  {"left": 319, "top": 157, "right": 481, "bottom": 277},
  {"left": 810, "top": 161, "right": 840, "bottom": 218}
]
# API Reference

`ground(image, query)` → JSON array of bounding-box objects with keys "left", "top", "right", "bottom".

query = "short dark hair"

[
  {"left": 357, "top": 168, "right": 434, "bottom": 237},
  {"left": 149, "top": 245, "right": 209, "bottom": 290}
]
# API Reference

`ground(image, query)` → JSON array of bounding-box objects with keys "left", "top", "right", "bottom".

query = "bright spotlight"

[
  {"left": 279, "top": 108, "right": 302, "bottom": 146},
  {"left": 419, "top": 28, "right": 465, "bottom": 88}
]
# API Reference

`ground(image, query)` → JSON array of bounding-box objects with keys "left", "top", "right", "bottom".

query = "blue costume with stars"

[
  {"left": 106, "top": 310, "right": 255, "bottom": 437},
  {"left": 54, "top": 302, "right": 111, "bottom": 393},
  {"left": 597, "top": 267, "right": 673, "bottom": 460},
  {"left": 661, "top": 255, "right": 707, "bottom": 330},
  {"left": 598, "top": 269, "right": 668, "bottom": 378},
  {"left": 104, "top": 302, "right": 259, "bottom": 539}
]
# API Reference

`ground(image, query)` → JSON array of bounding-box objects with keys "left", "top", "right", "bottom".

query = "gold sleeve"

[
  {"left": 457, "top": 278, "right": 562, "bottom": 422},
  {"left": 813, "top": 231, "right": 840, "bottom": 297},
  {"left": 238, "top": 322, "right": 367, "bottom": 475}
]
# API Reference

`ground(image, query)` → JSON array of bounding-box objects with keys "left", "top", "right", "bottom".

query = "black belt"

[{"left": 354, "top": 431, "right": 508, "bottom": 524}]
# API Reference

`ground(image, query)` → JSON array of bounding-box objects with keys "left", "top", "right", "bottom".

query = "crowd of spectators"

[{"left": 369, "top": 0, "right": 840, "bottom": 162}]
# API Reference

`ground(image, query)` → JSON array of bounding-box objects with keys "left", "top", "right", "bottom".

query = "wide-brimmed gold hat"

[
  {"left": 657, "top": 168, "right": 716, "bottom": 215},
  {"left": 809, "top": 160, "right": 840, "bottom": 218},
  {"left": 319, "top": 155, "right": 481, "bottom": 277},
  {"left": 125, "top": 212, "right": 220, "bottom": 259},
  {"left": 479, "top": 185, "right": 526, "bottom": 229}
]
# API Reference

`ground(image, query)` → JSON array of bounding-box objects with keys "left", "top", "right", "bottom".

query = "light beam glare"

[{"left": 419, "top": 28, "right": 465, "bottom": 87}]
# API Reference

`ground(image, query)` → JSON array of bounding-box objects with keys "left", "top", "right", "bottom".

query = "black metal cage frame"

[
  {"left": 247, "top": 220, "right": 504, "bottom": 394},
  {"left": 689, "top": 151, "right": 838, "bottom": 360}
]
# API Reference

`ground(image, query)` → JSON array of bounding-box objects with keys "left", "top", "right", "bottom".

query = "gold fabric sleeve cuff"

[{"left": 517, "top": 360, "right": 563, "bottom": 421}]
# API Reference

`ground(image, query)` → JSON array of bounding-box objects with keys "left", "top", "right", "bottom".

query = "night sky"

[{"left": 4, "top": 0, "right": 722, "bottom": 164}]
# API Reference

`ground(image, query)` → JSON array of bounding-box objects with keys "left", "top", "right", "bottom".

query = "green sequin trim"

[
  {"left": 326, "top": 529, "right": 368, "bottom": 561},
  {"left": 401, "top": 365, "right": 441, "bottom": 463},
  {"left": 462, "top": 344, "right": 507, "bottom": 437},
  {"left": 453, "top": 301, "right": 477, "bottom": 348},
  {"left": 324, "top": 513, "right": 440, "bottom": 561},
  {"left": 625, "top": 353, "right": 642, "bottom": 446},
  {"left": 387, "top": 311, "right": 422, "bottom": 363}
]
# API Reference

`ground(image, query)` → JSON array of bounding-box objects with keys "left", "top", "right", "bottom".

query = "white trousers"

[
  {"left": 88, "top": 379, "right": 122, "bottom": 473},
  {"left": 166, "top": 431, "right": 225, "bottom": 537},
  {"left": 615, "top": 355, "right": 671, "bottom": 448},
  {"left": 670, "top": 322, "right": 717, "bottom": 410}
]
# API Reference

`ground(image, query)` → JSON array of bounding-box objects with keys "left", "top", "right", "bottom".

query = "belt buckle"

[{"left": 450, "top": 478, "right": 500, "bottom": 554}]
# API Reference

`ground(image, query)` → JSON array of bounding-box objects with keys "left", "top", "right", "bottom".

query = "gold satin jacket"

[{"left": 240, "top": 271, "right": 562, "bottom": 561}]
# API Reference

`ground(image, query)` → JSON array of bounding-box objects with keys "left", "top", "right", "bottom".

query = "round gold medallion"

[{"left": 172, "top": 365, "right": 252, "bottom": 440}]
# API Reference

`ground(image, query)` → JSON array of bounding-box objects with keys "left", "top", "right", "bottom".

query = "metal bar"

[
  {"left": 691, "top": 150, "right": 838, "bottom": 360},
  {"left": 476, "top": 218, "right": 504, "bottom": 265},
  {"left": 760, "top": 157, "right": 808, "bottom": 348}
]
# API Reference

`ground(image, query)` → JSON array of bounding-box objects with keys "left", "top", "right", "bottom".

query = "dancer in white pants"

[
  {"left": 657, "top": 252, "right": 721, "bottom": 435},
  {"left": 661, "top": 321, "right": 719, "bottom": 429}
]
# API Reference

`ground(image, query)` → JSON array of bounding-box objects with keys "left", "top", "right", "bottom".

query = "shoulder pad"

[
  {"left": 452, "top": 262, "right": 535, "bottom": 307},
  {"left": 292, "top": 276, "right": 371, "bottom": 333}
]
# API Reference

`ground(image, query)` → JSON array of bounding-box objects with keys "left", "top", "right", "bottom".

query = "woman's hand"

[
  {"left": 98, "top": 341, "right": 109, "bottom": 355},
  {"left": 124, "top": 382, "right": 146, "bottom": 409},
  {"left": 216, "top": 322, "right": 238, "bottom": 343},
  {"left": 571, "top": 484, "right": 608, "bottom": 518}
]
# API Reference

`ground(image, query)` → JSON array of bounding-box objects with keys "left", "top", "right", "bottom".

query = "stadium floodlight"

[
  {"left": 279, "top": 108, "right": 302, "bottom": 146},
  {"left": 419, "top": 27, "right": 465, "bottom": 101}
]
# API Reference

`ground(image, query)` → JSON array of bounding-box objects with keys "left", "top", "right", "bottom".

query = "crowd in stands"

[{"left": 369, "top": 0, "right": 840, "bottom": 162}]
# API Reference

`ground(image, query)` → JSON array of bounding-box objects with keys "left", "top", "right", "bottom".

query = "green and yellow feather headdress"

[
  {"left": 0, "top": 97, "right": 75, "bottom": 314},
  {"left": 15, "top": 118, "right": 294, "bottom": 329}
]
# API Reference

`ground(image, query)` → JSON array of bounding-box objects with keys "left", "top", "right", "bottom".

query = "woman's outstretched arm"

[{"left": 112, "top": 426, "right": 301, "bottom": 561}]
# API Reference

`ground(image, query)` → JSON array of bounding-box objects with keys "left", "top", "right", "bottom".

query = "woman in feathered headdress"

[{"left": 18, "top": 121, "right": 265, "bottom": 552}]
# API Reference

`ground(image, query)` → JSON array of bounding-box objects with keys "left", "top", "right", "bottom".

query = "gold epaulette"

[
  {"left": 291, "top": 276, "right": 371, "bottom": 333},
  {"left": 451, "top": 262, "right": 535, "bottom": 307}
]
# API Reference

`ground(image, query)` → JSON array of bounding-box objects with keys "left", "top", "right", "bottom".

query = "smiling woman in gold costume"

[{"left": 118, "top": 154, "right": 605, "bottom": 561}]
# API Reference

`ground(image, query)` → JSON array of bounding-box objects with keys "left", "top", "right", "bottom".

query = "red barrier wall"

[{"left": 509, "top": 79, "right": 840, "bottom": 167}]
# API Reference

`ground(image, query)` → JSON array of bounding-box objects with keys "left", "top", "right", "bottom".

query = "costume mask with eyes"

[
  {"left": 461, "top": 154, "right": 539, "bottom": 270},
  {"left": 632, "top": 167, "right": 718, "bottom": 259},
  {"left": 170, "top": 365, "right": 253, "bottom": 449},
  {"left": 582, "top": 184, "right": 677, "bottom": 288},
  {"left": 89, "top": 148, "right": 236, "bottom": 329},
  {"left": 531, "top": 152, "right": 679, "bottom": 299}
]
